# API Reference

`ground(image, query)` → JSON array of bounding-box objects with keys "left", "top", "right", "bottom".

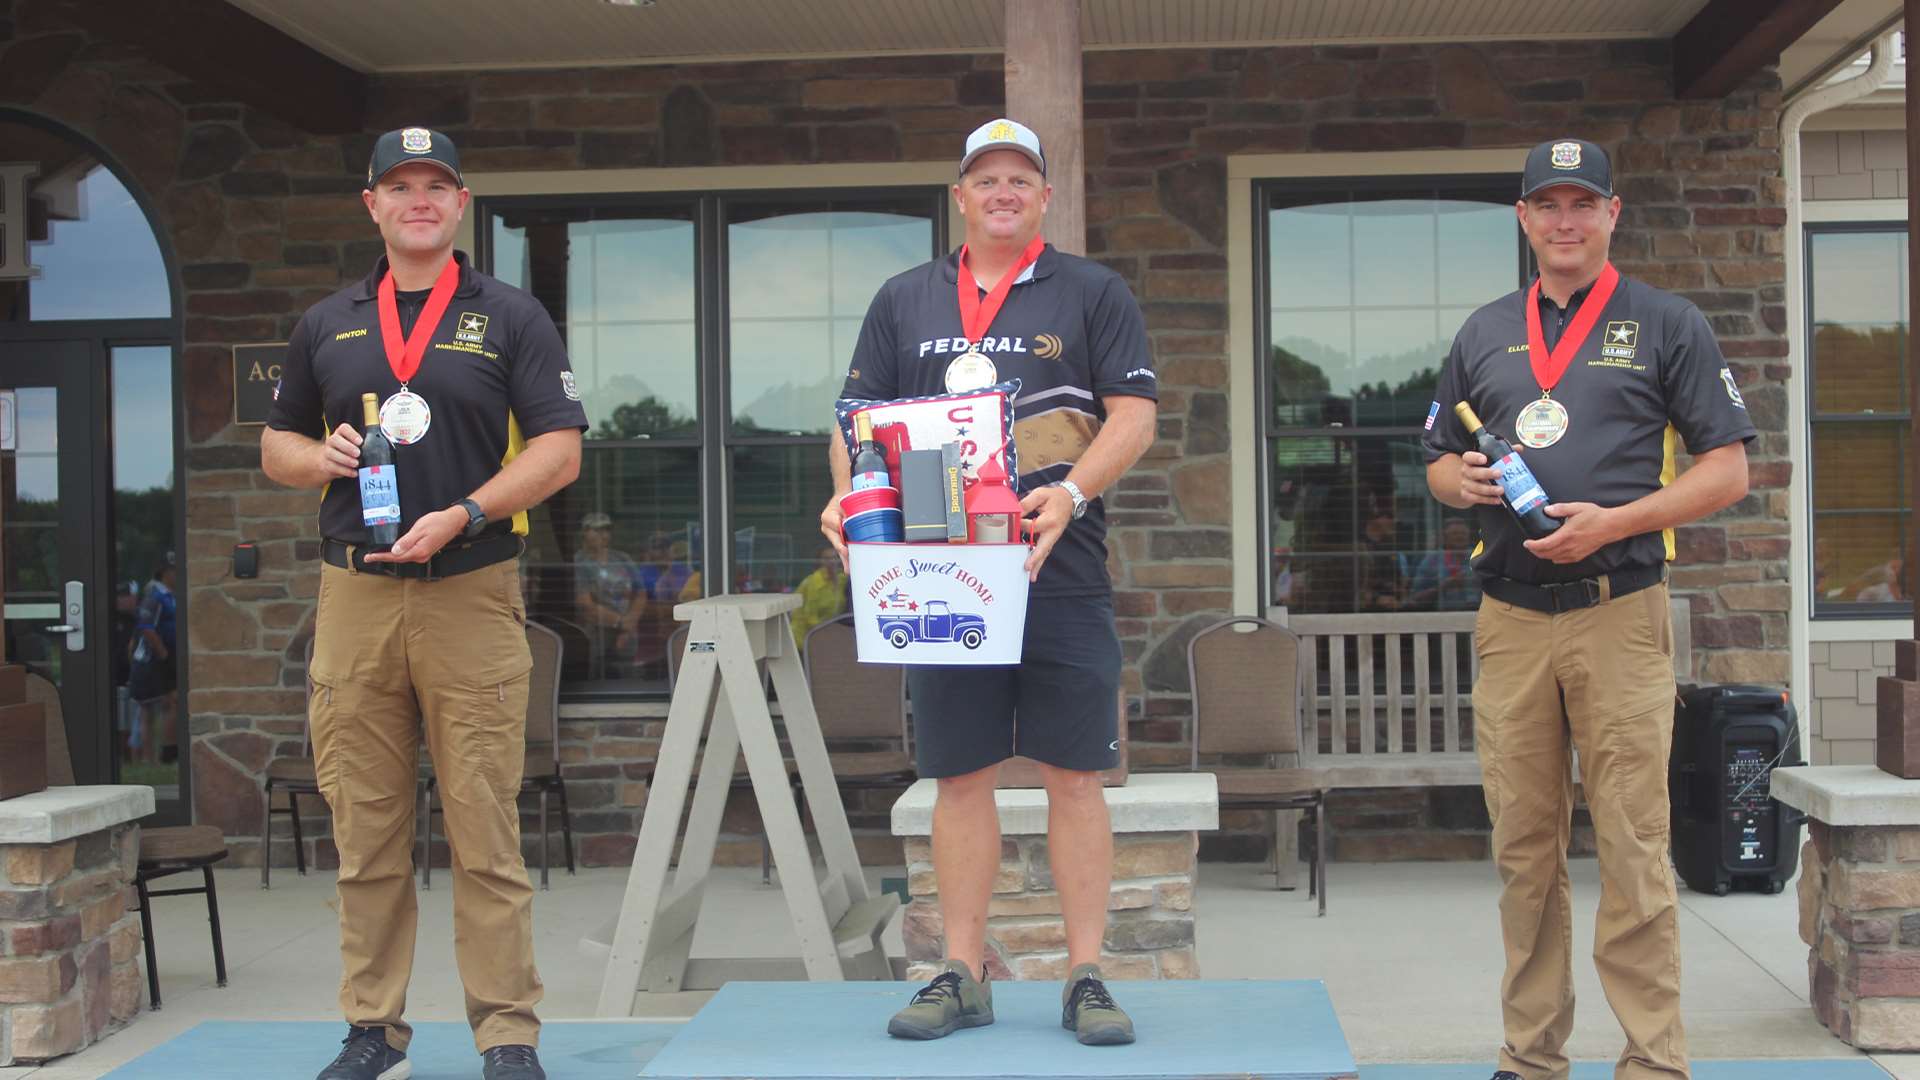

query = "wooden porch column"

[
  {"left": 1880, "top": 0, "right": 1920, "bottom": 777},
  {"left": 1004, "top": 0, "right": 1085, "bottom": 255}
]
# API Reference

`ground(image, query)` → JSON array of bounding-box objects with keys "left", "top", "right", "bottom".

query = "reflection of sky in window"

[
  {"left": 112, "top": 346, "right": 174, "bottom": 493},
  {"left": 729, "top": 211, "right": 930, "bottom": 433},
  {"left": 1270, "top": 196, "right": 1516, "bottom": 406},
  {"left": 1813, "top": 231, "right": 1907, "bottom": 327},
  {"left": 29, "top": 166, "right": 170, "bottom": 320},
  {"left": 491, "top": 219, "right": 528, "bottom": 288},
  {"left": 567, "top": 218, "right": 698, "bottom": 430},
  {"left": 13, "top": 388, "right": 58, "bottom": 503}
]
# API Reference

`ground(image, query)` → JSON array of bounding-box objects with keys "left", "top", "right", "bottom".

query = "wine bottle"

[
  {"left": 851, "top": 411, "right": 891, "bottom": 491},
  {"left": 357, "top": 392, "right": 402, "bottom": 550},
  {"left": 1454, "top": 401, "right": 1560, "bottom": 540}
]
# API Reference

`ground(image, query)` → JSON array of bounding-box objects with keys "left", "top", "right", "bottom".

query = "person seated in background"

[
  {"left": 1406, "top": 518, "right": 1482, "bottom": 611},
  {"left": 573, "top": 512, "right": 642, "bottom": 679},
  {"left": 1358, "top": 498, "right": 1404, "bottom": 612},
  {"left": 1857, "top": 554, "right": 1908, "bottom": 603},
  {"left": 791, "top": 546, "right": 850, "bottom": 644}
]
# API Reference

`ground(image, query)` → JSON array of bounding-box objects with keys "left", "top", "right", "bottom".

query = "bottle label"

[
  {"left": 851, "top": 470, "right": 889, "bottom": 492},
  {"left": 1497, "top": 453, "right": 1549, "bottom": 516},
  {"left": 358, "top": 464, "right": 401, "bottom": 526}
]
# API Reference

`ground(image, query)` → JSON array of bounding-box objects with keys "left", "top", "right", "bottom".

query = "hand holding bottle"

[{"left": 316, "top": 422, "right": 364, "bottom": 480}]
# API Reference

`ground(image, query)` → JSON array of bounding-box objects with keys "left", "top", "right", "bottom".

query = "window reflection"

[
  {"left": 0, "top": 120, "right": 170, "bottom": 322},
  {"left": 1265, "top": 180, "right": 1518, "bottom": 614},
  {"left": 1809, "top": 227, "right": 1912, "bottom": 616},
  {"left": 728, "top": 206, "right": 931, "bottom": 435},
  {"left": 110, "top": 346, "right": 178, "bottom": 792}
]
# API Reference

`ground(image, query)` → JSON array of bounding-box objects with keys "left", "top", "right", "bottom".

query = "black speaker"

[{"left": 1668, "top": 683, "right": 1805, "bottom": 896}]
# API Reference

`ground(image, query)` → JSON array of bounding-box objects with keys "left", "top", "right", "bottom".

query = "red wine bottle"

[
  {"left": 1454, "top": 401, "right": 1560, "bottom": 540},
  {"left": 357, "top": 392, "right": 401, "bottom": 550},
  {"left": 851, "top": 411, "right": 891, "bottom": 492}
]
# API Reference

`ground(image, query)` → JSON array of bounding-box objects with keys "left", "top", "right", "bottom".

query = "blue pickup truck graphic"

[{"left": 876, "top": 600, "right": 987, "bottom": 650}]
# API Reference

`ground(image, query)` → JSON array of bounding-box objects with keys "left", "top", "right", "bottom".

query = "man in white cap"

[{"left": 822, "top": 118, "right": 1159, "bottom": 1044}]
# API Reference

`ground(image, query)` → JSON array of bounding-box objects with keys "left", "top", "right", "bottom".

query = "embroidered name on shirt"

[{"left": 335, "top": 328, "right": 369, "bottom": 341}]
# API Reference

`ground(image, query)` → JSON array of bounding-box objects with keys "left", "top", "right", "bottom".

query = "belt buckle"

[{"left": 1543, "top": 578, "right": 1600, "bottom": 613}]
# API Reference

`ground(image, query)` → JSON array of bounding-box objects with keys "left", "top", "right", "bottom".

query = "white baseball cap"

[{"left": 960, "top": 118, "right": 1046, "bottom": 177}]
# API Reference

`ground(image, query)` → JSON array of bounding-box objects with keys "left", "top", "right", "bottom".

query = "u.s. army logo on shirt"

[
  {"left": 1601, "top": 320, "right": 1638, "bottom": 359},
  {"left": 1719, "top": 368, "right": 1747, "bottom": 409},
  {"left": 454, "top": 312, "right": 489, "bottom": 344}
]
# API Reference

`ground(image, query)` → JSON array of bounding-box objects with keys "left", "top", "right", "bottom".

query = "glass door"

[{"left": 1, "top": 340, "right": 109, "bottom": 783}]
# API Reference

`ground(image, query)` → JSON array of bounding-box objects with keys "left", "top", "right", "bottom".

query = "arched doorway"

[{"left": 0, "top": 109, "right": 188, "bottom": 823}]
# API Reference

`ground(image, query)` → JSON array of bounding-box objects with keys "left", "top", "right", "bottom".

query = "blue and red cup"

[{"left": 841, "top": 486, "right": 903, "bottom": 543}]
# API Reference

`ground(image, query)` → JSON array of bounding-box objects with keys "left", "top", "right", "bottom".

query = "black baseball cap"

[
  {"left": 365, "top": 127, "right": 463, "bottom": 190},
  {"left": 1520, "top": 138, "right": 1612, "bottom": 200}
]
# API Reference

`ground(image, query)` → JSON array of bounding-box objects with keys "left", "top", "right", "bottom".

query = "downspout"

[{"left": 1782, "top": 31, "right": 1899, "bottom": 759}]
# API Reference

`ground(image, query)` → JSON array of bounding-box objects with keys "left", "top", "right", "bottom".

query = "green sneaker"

[
  {"left": 886, "top": 960, "right": 994, "bottom": 1040},
  {"left": 1062, "top": 963, "right": 1134, "bottom": 1045}
]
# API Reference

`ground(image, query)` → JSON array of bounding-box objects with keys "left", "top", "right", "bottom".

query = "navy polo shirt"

[
  {"left": 842, "top": 244, "right": 1157, "bottom": 598},
  {"left": 1423, "top": 273, "right": 1756, "bottom": 584},
  {"left": 267, "top": 251, "right": 588, "bottom": 543}
]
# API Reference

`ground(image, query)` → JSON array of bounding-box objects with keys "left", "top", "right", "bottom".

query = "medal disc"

[
  {"left": 380, "top": 390, "right": 432, "bottom": 445},
  {"left": 1514, "top": 396, "right": 1569, "bottom": 449},
  {"left": 944, "top": 350, "right": 998, "bottom": 393}
]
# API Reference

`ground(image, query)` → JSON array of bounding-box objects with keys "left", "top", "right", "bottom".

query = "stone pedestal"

[
  {"left": 0, "top": 785, "right": 155, "bottom": 1066},
  {"left": 891, "top": 773, "right": 1217, "bottom": 982}
]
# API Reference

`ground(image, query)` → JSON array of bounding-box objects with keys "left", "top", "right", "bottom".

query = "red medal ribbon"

[
  {"left": 376, "top": 256, "right": 461, "bottom": 385},
  {"left": 1524, "top": 261, "right": 1620, "bottom": 395},
  {"left": 956, "top": 234, "right": 1045, "bottom": 346}
]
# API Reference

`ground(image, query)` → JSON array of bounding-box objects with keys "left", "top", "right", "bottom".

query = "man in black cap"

[
  {"left": 1423, "top": 139, "right": 1754, "bottom": 1080},
  {"left": 262, "top": 127, "right": 586, "bottom": 1080}
]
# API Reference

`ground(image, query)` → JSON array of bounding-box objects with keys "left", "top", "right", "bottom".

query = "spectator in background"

[
  {"left": 573, "top": 512, "right": 642, "bottom": 679},
  {"left": 791, "top": 546, "right": 850, "bottom": 645},
  {"left": 127, "top": 553, "right": 178, "bottom": 765},
  {"left": 1407, "top": 518, "right": 1483, "bottom": 611},
  {"left": 1858, "top": 553, "right": 1908, "bottom": 603}
]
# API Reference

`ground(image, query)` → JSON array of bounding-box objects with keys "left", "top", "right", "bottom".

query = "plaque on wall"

[{"left": 233, "top": 343, "right": 287, "bottom": 426}]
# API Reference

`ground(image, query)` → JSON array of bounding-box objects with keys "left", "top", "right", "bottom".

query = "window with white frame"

[{"left": 1807, "top": 223, "right": 1911, "bottom": 617}]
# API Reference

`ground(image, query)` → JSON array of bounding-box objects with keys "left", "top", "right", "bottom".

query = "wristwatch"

[
  {"left": 1052, "top": 479, "right": 1088, "bottom": 520},
  {"left": 456, "top": 498, "right": 487, "bottom": 539}
]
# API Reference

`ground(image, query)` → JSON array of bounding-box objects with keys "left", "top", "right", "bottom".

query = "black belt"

[
  {"left": 1482, "top": 564, "right": 1666, "bottom": 614},
  {"left": 321, "top": 533, "right": 521, "bottom": 581}
]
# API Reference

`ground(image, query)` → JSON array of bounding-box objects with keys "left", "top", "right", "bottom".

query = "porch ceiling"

[{"left": 222, "top": 0, "right": 1715, "bottom": 74}]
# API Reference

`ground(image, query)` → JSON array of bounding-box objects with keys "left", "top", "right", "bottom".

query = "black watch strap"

[{"left": 457, "top": 498, "right": 486, "bottom": 538}]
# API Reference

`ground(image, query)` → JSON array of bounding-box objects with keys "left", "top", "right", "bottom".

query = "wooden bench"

[{"left": 1272, "top": 596, "right": 1693, "bottom": 790}]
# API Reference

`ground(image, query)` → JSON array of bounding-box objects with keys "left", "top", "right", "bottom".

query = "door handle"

[{"left": 56, "top": 580, "right": 83, "bottom": 652}]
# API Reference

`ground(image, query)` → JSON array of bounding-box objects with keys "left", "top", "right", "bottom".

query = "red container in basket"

[{"left": 839, "top": 486, "right": 900, "bottom": 516}]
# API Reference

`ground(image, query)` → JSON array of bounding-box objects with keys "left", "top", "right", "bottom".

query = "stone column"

[
  {"left": 891, "top": 773, "right": 1216, "bottom": 980},
  {"left": 0, "top": 786, "right": 154, "bottom": 1065}
]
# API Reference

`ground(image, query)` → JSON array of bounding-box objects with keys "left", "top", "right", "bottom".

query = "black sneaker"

[
  {"left": 315, "top": 1025, "right": 409, "bottom": 1080},
  {"left": 482, "top": 1044, "right": 547, "bottom": 1080},
  {"left": 1490, "top": 1073, "right": 1522, "bottom": 1080}
]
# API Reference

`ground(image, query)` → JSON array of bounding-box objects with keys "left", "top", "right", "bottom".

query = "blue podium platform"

[
  {"left": 640, "top": 979, "right": 1360, "bottom": 1080},
  {"left": 100, "top": 1020, "right": 680, "bottom": 1079}
]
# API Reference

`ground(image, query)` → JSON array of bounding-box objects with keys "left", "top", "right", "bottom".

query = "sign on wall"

[{"left": 233, "top": 343, "right": 287, "bottom": 426}]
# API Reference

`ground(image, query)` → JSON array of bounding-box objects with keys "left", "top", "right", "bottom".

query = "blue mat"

[
  {"left": 101, "top": 1020, "right": 680, "bottom": 1079},
  {"left": 1359, "top": 1064, "right": 1886, "bottom": 1079},
  {"left": 641, "top": 979, "right": 1359, "bottom": 1079}
]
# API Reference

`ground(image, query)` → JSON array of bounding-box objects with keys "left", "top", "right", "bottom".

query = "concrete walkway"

[{"left": 5, "top": 858, "right": 1917, "bottom": 1078}]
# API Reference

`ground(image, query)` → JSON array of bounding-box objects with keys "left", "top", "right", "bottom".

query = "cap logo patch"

[
  {"left": 400, "top": 128, "right": 433, "bottom": 154},
  {"left": 1550, "top": 141, "right": 1581, "bottom": 170},
  {"left": 987, "top": 120, "right": 1016, "bottom": 142}
]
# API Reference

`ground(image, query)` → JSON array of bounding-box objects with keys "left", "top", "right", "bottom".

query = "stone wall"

[
  {"left": 1, "top": 0, "right": 1794, "bottom": 867},
  {"left": 0, "top": 826, "right": 144, "bottom": 1066},
  {"left": 900, "top": 833, "right": 1198, "bottom": 981},
  {"left": 1799, "top": 819, "right": 1920, "bottom": 1049}
]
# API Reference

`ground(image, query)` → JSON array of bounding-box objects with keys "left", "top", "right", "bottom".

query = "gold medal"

[
  {"left": 1514, "top": 396, "right": 1569, "bottom": 449},
  {"left": 944, "top": 349, "right": 997, "bottom": 393},
  {"left": 379, "top": 389, "right": 432, "bottom": 445}
]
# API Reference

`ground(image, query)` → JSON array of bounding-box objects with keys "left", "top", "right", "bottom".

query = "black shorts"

[
  {"left": 906, "top": 593, "right": 1121, "bottom": 778},
  {"left": 129, "top": 658, "right": 175, "bottom": 704}
]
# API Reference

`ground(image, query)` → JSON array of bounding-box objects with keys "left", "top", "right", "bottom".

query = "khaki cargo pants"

[
  {"left": 1472, "top": 579, "right": 1686, "bottom": 1080},
  {"left": 309, "top": 557, "right": 542, "bottom": 1054}
]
